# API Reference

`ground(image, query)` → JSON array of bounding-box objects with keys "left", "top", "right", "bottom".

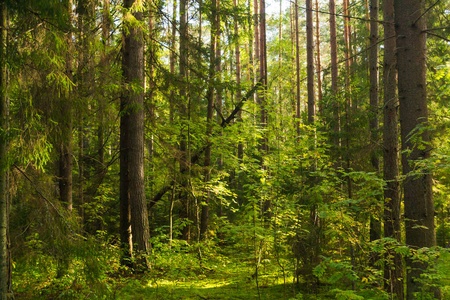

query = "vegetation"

[{"left": 1, "top": 0, "right": 450, "bottom": 299}]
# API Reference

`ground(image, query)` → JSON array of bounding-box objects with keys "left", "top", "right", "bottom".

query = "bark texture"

[
  {"left": 0, "top": 3, "right": 9, "bottom": 299},
  {"left": 394, "top": 0, "right": 437, "bottom": 298},
  {"left": 120, "top": 0, "right": 150, "bottom": 269},
  {"left": 306, "top": 0, "right": 315, "bottom": 124},
  {"left": 369, "top": 0, "right": 381, "bottom": 245},
  {"left": 59, "top": 0, "right": 74, "bottom": 212},
  {"left": 383, "top": 0, "right": 403, "bottom": 297}
]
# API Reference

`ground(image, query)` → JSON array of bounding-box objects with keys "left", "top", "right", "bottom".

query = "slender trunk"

[
  {"left": 306, "top": 0, "right": 314, "bottom": 125},
  {"left": 235, "top": 0, "right": 243, "bottom": 161},
  {"left": 120, "top": 0, "right": 151, "bottom": 269},
  {"left": 369, "top": 0, "right": 381, "bottom": 246},
  {"left": 329, "top": 0, "right": 339, "bottom": 147},
  {"left": 395, "top": 0, "right": 437, "bottom": 298},
  {"left": 179, "top": 0, "right": 190, "bottom": 242},
  {"left": 0, "top": 3, "right": 10, "bottom": 298},
  {"left": 315, "top": 0, "right": 322, "bottom": 114},
  {"left": 383, "top": 0, "right": 403, "bottom": 298},
  {"left": 200, "top": 0, "right": 218, "bottom": 240},
  {"left": 60, "top": 0, "right": 74, "bottom": 212},
  {"left": 295, "top": 0, "right": 300, "bottom": 139}
]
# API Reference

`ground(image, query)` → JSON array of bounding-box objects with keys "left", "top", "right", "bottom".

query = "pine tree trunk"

[
  {"left": 306, "top": 0, "right": 314, "bottom": 125},
  {"left": 395, "top": 0, "right": 438, "bottom": 298},
  {"left": 315, "top": 0, "right": 322, "bottom": 114},
  {"left": 235, "top": 0, "right": 243, "bottom": 161},
  {"left": 368, "top": 0, "right": 381, "bottom": 247},
  {"left": 200, "top": 0, "right": 219, "bottom": 240},
  {"left": 60, "top": 0, "right": 74, "bottom": 212},
  {"left": 329, "top": 0, "right": 339, "bottom": 146},
  {"left": 382, "top": 0, "right": 403, "bottom": 297},
  {"left": 120, "top": 0, "right": 151, "bottom": 269},
  {"left": 178, "top": 0, "right": 190, "bottom": 242},
  {"left": 295, "top": 0, "right": 300, "bottom": 138},
  {"left": 0, "top": 3, "right": 9, "bottom": 299}
]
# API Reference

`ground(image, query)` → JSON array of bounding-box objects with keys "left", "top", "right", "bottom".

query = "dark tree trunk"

[
  {"left": 178, "top": 0, "right": 190, "bottom": 242},
  {"left": 0, "top": 3, "right": 10, "bottom": 299},
  {"left": 295, "top": 0, "right": 300, "bottom": 139},
  {"left": 120, "top": 0, "right": 151, "bottom": 269},
  {"left": 329, "top": 0, "right": 339, "bottom": 146},
  {"left": 306, "top": 0, "right": 314, "bottom": 124},
  {"left": 200, "top": 0, "right": 219, "bottom": 240},
  {"left": 369, "top": 0, "right": 381, "bottom": 247},
  {"left": 394, "top": 0, "right": 437, "bottom": 298},
  {"left": 59, "top": 0, "right": 74, "bottom": 212},
  {"left": 382, "top": 0, "right": 403, "bottom": 298},
  {"left": 315, "top": 0, "right": 322, "bottom": 114}
]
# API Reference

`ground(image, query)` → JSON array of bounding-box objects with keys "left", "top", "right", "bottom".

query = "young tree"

[
  {"left": 120, "top": 0, "right": 151, "bottom": 269},
  {"left": 383, "top": 0, "right": 403, "bottom": 297},
  {"left": 395, "top": 0, "right": 437, "bottom": 298}
]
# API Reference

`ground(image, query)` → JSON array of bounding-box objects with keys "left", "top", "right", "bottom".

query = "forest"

[{"left": 0, "top": 0, "right": 450, "bottom": 299}]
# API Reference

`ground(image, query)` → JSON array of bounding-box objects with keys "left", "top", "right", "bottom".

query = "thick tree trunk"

[
  {"left": 394, "top": 0, "right": 437, "bottom": 298},
  {"left": 0, "top": 3, "right": 10, "bottom": 299},
  {"left": 59, "top": 0, "right": 74, "bottom": 212},
  {"left": 382, "top": 0, "right": 403, "bottom": 298},
  {"left": 120, "top": 0, "right": 151, "bottom": 269}
]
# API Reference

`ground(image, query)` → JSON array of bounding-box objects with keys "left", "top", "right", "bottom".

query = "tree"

[
  {"left": 329, "top": 0, "right": 339, "bottom": 146},
  {"left": 382, "top": 0, "right": 403, "bottom": 297},
  {"left": 394, "top": 0, "right": 437, "bottom": 298},
  {"left": 200, "top": 0, "right": 219, "bottom": 240},
  {"left": 368, "top": 0, "right": 381, "bottom": 246},
  {"left": 0, "top": 3, "right": 10, "bottom": 299},
  {"left": 59, "top": 0, "right": 74, "bottom": 212},
  {"left": 120, "top": 0, "right": 151, "bottom": 269},
  {"left": 306, "top": 0, "right": 314, "bottom": 124}
]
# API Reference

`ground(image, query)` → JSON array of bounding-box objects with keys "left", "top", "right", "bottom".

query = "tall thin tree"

[
  {"left": 383, "top": 0, "right": 403, "bottom": 297},
  {"left": 59, "top": 0, "right": 74, "bottom": 212},
  {"left": 0, "top": 3, "right": 10, "bottom": 299},
  {"left": 306, "top": 0, "right": 314, "bottom": 124},
  {"left": 368, "top": 0, "right": 381, "bottom": 245}
]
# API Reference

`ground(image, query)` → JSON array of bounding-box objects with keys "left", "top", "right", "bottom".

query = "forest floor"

[{"left": 12, "top": 240, "right": 315, "bottom": 300}]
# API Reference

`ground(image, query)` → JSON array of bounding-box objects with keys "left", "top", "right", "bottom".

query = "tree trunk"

[
  {"left": 315, "top": 0, "right": 322, "bottom": 114},
  {"left": 306, "top": 0, "right": 314, "bottom": 125},
  {"left": 120, "top": 0, "right": 151, "bottom": 269},
  {"left": 59, "top": 0, "right": 74, "bottom": 212},
  {"left": 235, "top": 0, "right": 243, "bottom": 161},
  {"left": 383, "top": 0, "right": 403, "bottom": 298},
  {"left": 178, "top": 0, "right": 190, "bottom": 242},
  {"left": 295, "top": 0, "right": 300, "bottom": 139},
  {"left": 0, "top": 3, "right": 10, "bottom": 299},
  {"left": 200, "top": 0, "right": 219, "bottom": 240},
  {"left": 329, "top": 0, "right": 339, "bottom": 146},
  {"left": 368, "top": 0, "right": 381, "bottom": 247},
  {"left": 394, "top": 0, "right": 437, "bottom": 298}
]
